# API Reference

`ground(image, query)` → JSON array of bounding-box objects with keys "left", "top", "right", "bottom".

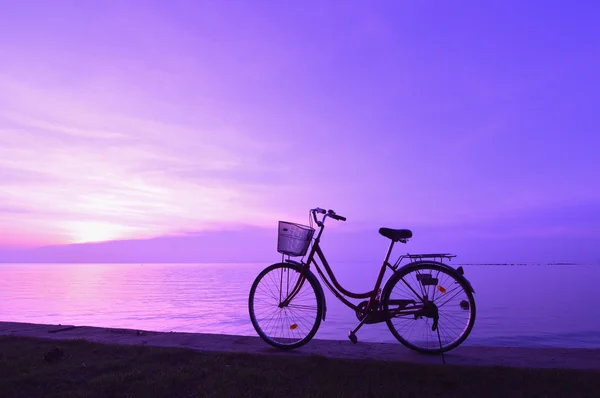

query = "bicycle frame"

[{"left": 282, "top": 216, "right": 399, "bottom": 314}]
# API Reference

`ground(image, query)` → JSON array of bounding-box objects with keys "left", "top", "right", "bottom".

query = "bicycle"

[{"left": 248, "top": 207, "right": 476, "bottom": 354}]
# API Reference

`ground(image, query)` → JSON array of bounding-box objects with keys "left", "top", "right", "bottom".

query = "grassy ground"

[{"left": 1, "top": 336, "right": 599, "bottom": 398}]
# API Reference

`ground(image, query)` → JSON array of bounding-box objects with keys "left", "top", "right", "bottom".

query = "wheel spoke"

[
  {"left": 384, "top": 263, "right": 476, "bottom": 353},
  {"left": 249, "top": 264, "right": 322, "bottom": 349}
]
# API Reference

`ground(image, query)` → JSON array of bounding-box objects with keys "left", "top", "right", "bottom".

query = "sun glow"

[{"left": 67, "top": 221, "right": 136, "bottom": 244}]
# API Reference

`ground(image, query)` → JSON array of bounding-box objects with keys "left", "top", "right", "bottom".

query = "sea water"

[{"left": 1, "top": 262, "right": 598, "bottom": 348}]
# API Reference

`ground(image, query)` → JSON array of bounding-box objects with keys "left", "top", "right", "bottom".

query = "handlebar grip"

[
  {"left": 314, "top": 208, "right": 326, "bottom": 214},
  {"left": 331, "top": 214, "right": 346, "bottom": 221}
]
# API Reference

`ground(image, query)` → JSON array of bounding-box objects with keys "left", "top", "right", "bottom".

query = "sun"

[{"left": 67, "top": 221, "right": 133, "bottom": 244}]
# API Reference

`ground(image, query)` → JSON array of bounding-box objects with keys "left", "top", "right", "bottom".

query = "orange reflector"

[
  {"left": 290, "top": 324, "right": 298, "bottom": 330},
  {"left": 437, "top": 286, "right": 447, "bottom": 294}
]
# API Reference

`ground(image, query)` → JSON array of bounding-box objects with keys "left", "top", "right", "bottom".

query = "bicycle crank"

[{"left": 355, "top": 301, "right": 389, "bottom": 324}]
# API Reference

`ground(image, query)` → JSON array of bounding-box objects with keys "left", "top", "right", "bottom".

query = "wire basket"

[{"left": 277, "top": 221, "right": 315, "bottom": 257}]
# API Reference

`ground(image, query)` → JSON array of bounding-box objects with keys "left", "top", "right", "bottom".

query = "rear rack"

[{"left": 393, "top": 253, "right": 457, "bottom": 270}]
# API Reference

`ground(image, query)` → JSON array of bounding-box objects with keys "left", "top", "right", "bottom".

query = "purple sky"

[{"left": 0, "top": 1, "right": 598, "bottom": 263}]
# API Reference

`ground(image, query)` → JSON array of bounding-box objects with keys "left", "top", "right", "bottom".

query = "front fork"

[{"left": 279, "top": 265, "right": 309, "bottom": 307}]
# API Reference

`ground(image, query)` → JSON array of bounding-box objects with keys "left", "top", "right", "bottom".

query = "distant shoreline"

[
  {"left": 0, "top": 261, "right": 589, "bottom": 266},
  {"left": 457, "top": 262, "right": 581, "bottom": 266}
]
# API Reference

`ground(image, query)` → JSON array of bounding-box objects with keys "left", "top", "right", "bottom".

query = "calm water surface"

[{"left": 1, "top": 262, "right": 599, "bottom": 348}]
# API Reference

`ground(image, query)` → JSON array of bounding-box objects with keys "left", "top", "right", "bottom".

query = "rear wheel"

[
  {"left": 249, "top": 263, "right": 323, "bottom": 350},
  {"left": 383, "top": 262, "right": 476, "bottom": 354}
]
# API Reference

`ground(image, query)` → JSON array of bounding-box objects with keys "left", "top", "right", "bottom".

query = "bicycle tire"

[
  {"left": 383, "top": 262, "right": 476, "bottom": 354},
  {"left": 249, "top": 262, "right": 324, "bottom": 350}
]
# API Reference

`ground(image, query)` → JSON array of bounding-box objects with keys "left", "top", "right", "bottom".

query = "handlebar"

[
  {"left": 329, "top": 213, "right": 347, "bottom": 222},
  {"left": 310, "top": 207, "right": 346, "bottom": 226}
]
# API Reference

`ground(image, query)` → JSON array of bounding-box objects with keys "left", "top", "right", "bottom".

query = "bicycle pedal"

[{"left": 348, "top": 331, "right": 358, "bottom": 344}]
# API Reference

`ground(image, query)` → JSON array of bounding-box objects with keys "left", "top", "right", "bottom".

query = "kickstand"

[{"left": 436, "top": 327, "right": 446, "bottom": 365}]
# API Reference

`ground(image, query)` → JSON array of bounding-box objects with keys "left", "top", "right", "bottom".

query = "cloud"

[
  {"left": 1, "top": 112, "right": 128, "bottom": 140},
  {"left": 0, "top": 78, "right": 293, "bottom": 246},
  {"left": 0, "top": 204, "right": 36, "bottom": 215},
  {"left": 0, "top": 226, "right": 276, "bottom": 263},
  {"left": 1, "top": 1, "right": 598, "bottom": 253},
  {"left": 3, "top": 199, "right": 598, "bottom": 264}
]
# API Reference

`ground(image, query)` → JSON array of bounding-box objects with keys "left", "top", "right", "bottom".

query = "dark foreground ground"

[{"left": 2, "top": 337, "right": 600, "bottom": 398}]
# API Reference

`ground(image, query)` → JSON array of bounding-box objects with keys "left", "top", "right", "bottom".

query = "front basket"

[{"left": 277, "top": 221, "right": 315, "bottom": 257}]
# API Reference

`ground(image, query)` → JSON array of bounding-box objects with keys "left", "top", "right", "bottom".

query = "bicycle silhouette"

[{"left": 249, "top": 207, "right": 476, "bottom": 354}]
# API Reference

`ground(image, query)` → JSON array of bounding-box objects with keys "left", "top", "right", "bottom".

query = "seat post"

[
  {"left": 383, "top": 239, "right": 396, "bottom": 265},
  {"left": 373, "top": 238, "right": 396, "bottom": 296}
]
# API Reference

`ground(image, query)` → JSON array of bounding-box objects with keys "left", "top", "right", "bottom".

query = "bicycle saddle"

[{"left": 379, "top": 228, "right": 412, "bottom": 242}]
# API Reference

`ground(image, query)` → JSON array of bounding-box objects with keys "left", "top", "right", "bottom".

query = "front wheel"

[
  {"left": 383, "top": 262, "right": 476, "bottom": 354},
  {"left": 249, "top": 262, "right": 324, "bottom": 350}
]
